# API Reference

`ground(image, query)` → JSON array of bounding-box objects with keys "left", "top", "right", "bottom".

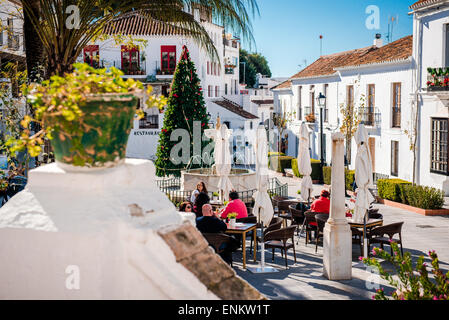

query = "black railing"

[
  {"left": 139, "top": 115, "right": 159, "bottom": 129},
  {"left": 157, "top": 177, "right": 288, "bottom": 207},
  {"left": 360, "top": 108, "right": 381, "bottom": 127}
]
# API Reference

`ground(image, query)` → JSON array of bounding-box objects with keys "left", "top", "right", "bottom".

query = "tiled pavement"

[{"left": 231, "top": 173, "right": 449, "bottom": 300}]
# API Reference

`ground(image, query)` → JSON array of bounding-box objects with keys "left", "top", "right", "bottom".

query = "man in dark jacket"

[{"left": 196, "top": 204, "right": 238, "bottom": 264}]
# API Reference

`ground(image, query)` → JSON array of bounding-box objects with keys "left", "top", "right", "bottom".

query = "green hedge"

[
  {"left": 378, "top": 179, "right": 444, "bottom": 210},
  {"left": 322, "top": 166, "right": 355, "bottom": 190},
  {"left": 269, "top": 155, "right": 294, "bottom": 173},
  {"left": 268, "top": 152, "right": 286, "bottom": 157},
  {"left": 377, "top": 179, "right": 412, "bottom": 203},
  {"left": 400, "top": 184, "right": 445, "bottom": 210},
  {"left": 291, "top": 158, "right": 321, "bottom": 180}
]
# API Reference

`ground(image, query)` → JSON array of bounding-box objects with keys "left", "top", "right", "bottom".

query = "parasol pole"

[
  {"left": 248, "top": 207, "right": 278, "bottom": 274},
  {"left": 363, "top": 208, "right": 368, "bottom": 257}
]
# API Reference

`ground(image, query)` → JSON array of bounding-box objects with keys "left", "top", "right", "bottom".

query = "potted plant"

[
  {"left": 227, "top": 212, "right": 238, "bottom": 228},
  {"left": 10, "top": 63, "right": 167, "bottom": 169},
  {"left": 212, "top": 192, "right": 219, "bottom": 201}
]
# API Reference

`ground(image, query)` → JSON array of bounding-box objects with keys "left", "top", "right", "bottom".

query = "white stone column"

[{"left": 323, "top": 132, "right": 352, "bottom": 280}]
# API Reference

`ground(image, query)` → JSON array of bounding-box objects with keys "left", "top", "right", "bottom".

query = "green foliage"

[
  {"left": 269, "top": 155, "right": 293, "bottom": 173},
  {"left": 155, "top": 46, "right": 210, "bottom": 177},
  {"left": 321, "top": 166, "right": 355, "bottom": 190},
  {"left": 400, "top": 184, "right": 445, "bottom": 210},
  {"left": 363, "top": 243, "right": 449, "bottom": 300},
  {"left": 345, "top": 170, "right": 356, "bottom": 191},
  {"left": 291, "top": 158, "right": 301, "bottom": 178},
  {"left": 310, "top": 159, "right": 321, "bottom": 181},
  {"left": 227, "top": 212, "right": 238, "bottom": 219},
  {"left": 323, "top": 166, "right": 332, "bottom": 185},
  {"left": 239, "top": 49, "right": 271, "bottom": 88},
  {"left": 377, "top": 179, "right": 413, "bottom": 203},
  {"left": 6, "top": 63, "right": 165, "bottom": 166}
]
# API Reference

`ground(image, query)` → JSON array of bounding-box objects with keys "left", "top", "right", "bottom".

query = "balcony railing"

[{"left": 360, "top": 107, "right": 381, "bottom": 127}]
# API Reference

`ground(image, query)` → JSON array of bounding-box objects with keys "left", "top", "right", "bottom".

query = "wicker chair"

[
  {"left": 264, "top": 225, "right": 297, "bottom": 268},
  {"left": 304, "top": 211, "right": 319, "bottom": 245},
  {"left": 314, "top": 214, "right": 329, "bottom": 253},
  {"left": 271, "top": 196, "right": 289, "bottom": 215},
  {"left": 202, "top": 233, "right": 238, "bottom": 266},
  {"left": 250, "top": 217, "right": 283, "bottom": 254},
  {"left": 351, "top": 227, "right": 364, "bottom": 257},
  {"left": 368, "top": 222, "right": 404, "bottom": 256}
]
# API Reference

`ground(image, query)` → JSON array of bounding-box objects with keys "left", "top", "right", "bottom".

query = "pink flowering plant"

[{"left": 362, "top": 242, "right": 449, "bottom": 300}]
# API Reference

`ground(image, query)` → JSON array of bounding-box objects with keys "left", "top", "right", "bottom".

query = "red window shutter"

[
  {"left": 161, "top": 46, "right": 176, "bottom": 73},
  {"left": 84, "top": 45, "right": 99, "bottom": 67}
]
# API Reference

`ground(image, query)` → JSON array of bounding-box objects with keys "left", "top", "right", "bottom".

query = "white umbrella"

[
  {"left": 248, "top": 125, "right": 277, "bottom": 274},
  {"left": 298, "top": 123, "right": 313, "bottom": 203},
  {"left": 253, "top": 126, "right": 274, "bottom": 227},
  {"left": 205, "top": 124, "right": 234, "bottom": 202},
  {"left": 353, "top": 123, "right": 374, "bottom": 223},
  {"left": 353, "top": 123, "right": 374, "bottom": 258}
]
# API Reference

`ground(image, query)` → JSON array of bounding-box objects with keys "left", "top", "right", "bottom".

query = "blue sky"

[{"left": 242, "top": 0, "right": 416, "bottom": 78}]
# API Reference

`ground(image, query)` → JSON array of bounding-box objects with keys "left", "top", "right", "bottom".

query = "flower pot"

[
  {"left": 229, "top": 218, "right": 236, "bottom": 228},
  {"left": 50, "top": 93, "right": 139, "bottom": 169}
]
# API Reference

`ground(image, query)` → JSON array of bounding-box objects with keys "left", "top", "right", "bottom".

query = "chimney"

[{"left": 374, "top": 33, "right": 383, "bottom": 48}]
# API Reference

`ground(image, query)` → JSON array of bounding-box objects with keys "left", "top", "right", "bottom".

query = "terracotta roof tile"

[
  {"left": 104, "top": 12, "right": 186, "bottom": 36},
  {"left": 213, "top": 98, "right": 258, "bottom": 120},
  {"left": 271, "top": 79, "right": 292, "bottom": 90},
  {"left": 291, "top": 35, "right": 412, "bottom": 80},
  {"left": 410, "top": 0, "right": 445, "bottom": 9}
]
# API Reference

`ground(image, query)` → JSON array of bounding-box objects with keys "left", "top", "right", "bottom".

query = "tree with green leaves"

[
  {"left": 239, "top": 49, "right": 271, "bottom": 88},
  {"left": 21, "top": 0, "right": 259, "bottom": 77},
  {"left": 155, "top": 46, "right": 210, "bottom": 177}
]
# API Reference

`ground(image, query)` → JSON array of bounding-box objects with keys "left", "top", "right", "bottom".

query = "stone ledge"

[{"left": 158, "top": 222, "right": 266, "bottom": 300}]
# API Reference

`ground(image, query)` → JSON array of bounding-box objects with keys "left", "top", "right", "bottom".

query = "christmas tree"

[{"left": 155, "top": 46, "right": 210, "bottom": 177}]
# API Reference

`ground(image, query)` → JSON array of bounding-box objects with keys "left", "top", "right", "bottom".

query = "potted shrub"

[
  {"left": 11, "top": 63, "right": 167, "bottom": 169},
  {"left": 212, "top": 192, "right": 219, "bottom": 201},
  {"left": 227, "top": 212, "right": 238, "bottom": 227}
]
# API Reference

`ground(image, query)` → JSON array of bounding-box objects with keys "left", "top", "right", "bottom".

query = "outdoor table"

[
  {"left": 210, "top": 200, "right": 223, "bottom": 212},
  {"left": 225, "top": 223, "right": 257, "bottom": 269},
  {"left": 347, "top": 218, "right": 383, "bottom": 239}
]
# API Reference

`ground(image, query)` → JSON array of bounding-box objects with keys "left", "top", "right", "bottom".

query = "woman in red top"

[{"left": 311, "top": 190, "right": 330, "bottom": 214}]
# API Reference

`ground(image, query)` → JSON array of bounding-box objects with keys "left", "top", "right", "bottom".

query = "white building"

[
  {"left": 273, "top": 35, "right": 415, "bottom": 183},
  {"left": 0, "top": 0, "right": 24, "bottom": 62},
  {"left": 411, "top": 0, "right": 449, "bottom": 193},
  {"left": 87, "top": 9, "right": 258, "bottom": 161}
]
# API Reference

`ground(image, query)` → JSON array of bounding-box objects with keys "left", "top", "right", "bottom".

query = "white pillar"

[{"left": 323, "top": 132, "right": 352, "bottom": 280}]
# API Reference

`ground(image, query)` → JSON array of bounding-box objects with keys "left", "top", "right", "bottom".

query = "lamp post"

[{"left": 316, "top": 92, "right": 326, "bottom": 184}]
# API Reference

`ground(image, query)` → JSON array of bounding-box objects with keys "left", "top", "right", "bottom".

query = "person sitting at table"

[
  {"left": 219, "top": 191, "right": 248, "bottom": 220},
  {"left": 196, "top": 204, "right": 239, "bottom": 264},
  {"left": 310, "top": 190, "right": 331, "bottom": 214},
  {"left": 179, "top": 201, "right": 193, "bottom": 213},
  {"left": 190, "top": 181, "right": 208, "bottom": 204},
  {"left": 193, "top": 192, "right": 210, "bottom": 218}
]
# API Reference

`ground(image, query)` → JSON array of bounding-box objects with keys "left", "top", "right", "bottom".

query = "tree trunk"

[{"left": 22, "top": 0, "right": 46, "bottom": 82}]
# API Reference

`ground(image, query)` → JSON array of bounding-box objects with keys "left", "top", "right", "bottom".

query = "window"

[
  {"left": 391, "top": 140, "right": 399, "bottom": 177},
  {"left": 7, "top": 18, "right": 12, "bottom": 48},
  {"left": 324, "top": 84, "right": 329, "bottom": 122},
  {"left": 309, "top": 85, "right": 315, "bottom": 115},
  {"left": 83, "top": 45, "right": 100, "bottom": 68},
  {"left": 297, "top": 86, "right": 302, "bottom": 120},
  {"left": 392, "top": 83, "right": 401, "bottom": 128},
  {"left": 366, "top": 84, "right": 375, "bottom": 126},
  {"left": 139, "top": 113, "right": 159, "bottom": 129},
  {"left": 225, "top": 83, "right": 228, "bottom": 95},
  {"left": 224, "top": 121, "right": 231, "bottom": 129},
  {"left": 234, "top": 80, "right": 238, "bottom": 95},
  {"left": 431, "top": 118, "right": 449, "bottom": 175},
  {"left": 207, "top": 61, "right": 210, "bottom": 75},
  {"left": 161, "top": 45, "right": 176, "bottom": 74},
  {"left": 215, "top": 86, "right": 219, "bottom": 97},
  {"left": 347, "top": 85, "right": 354, "bottom": 108},
  {"left": 445, "top": 24, "right": 449, "bottom": 67},
  {"left": 121, "top": 45, "right": 139, "bottom": 74},
  {"left": 208, "top": 85, "right": 212, "bottom": 97}
]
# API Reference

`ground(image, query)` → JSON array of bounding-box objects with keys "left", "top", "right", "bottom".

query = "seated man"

[
  {"left": 196, "top": 204, "right": 227, "bottom": 234},
  {"left": 196, "top": 204, "right": 238, "bottom": 264},
  {"left": 310, "top": 190, "right": 331, "bottom": 214},
  {"left": 219, "top": 191, "right": 248, "bottom": 220}
]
